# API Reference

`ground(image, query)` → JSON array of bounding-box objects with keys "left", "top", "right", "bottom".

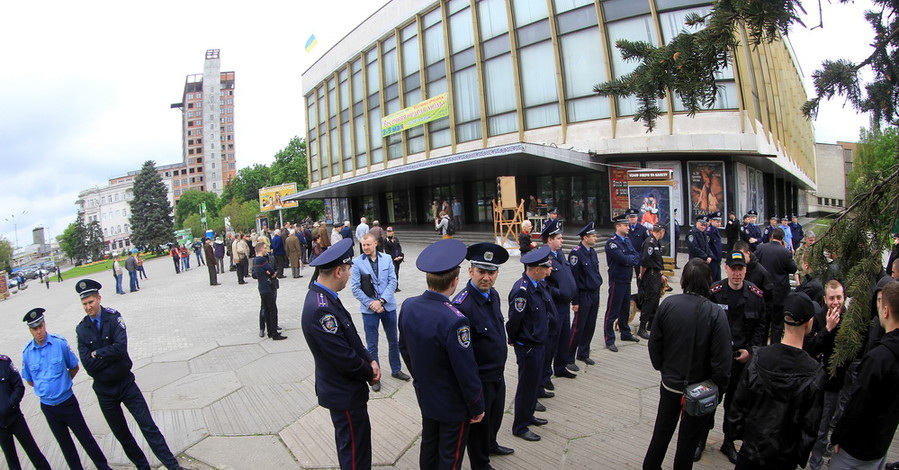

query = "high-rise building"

[{"left": 170, "top": 49, "right": 237, "bottom": 199}]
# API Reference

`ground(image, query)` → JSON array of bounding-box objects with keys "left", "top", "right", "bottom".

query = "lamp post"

[{"left": 4, "top": 210, "right": 27, "bottom": 249}]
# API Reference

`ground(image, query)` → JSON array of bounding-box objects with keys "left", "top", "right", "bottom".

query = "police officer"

[
  {"left": 604, "top": 215, "right": 642, "bottom": 352},
  {"left": 687, "top": 215, "right": 712, "bottom": 263},
  {"left": 626, "top": 208, "right": 649, "bottom": 278},
  {"left": 761, "top": 214, "right": 778, "bottom": 244},
  {"left": 302, "top": 238, "right": 379, "bottom": 470},
  {"left": 789, "top": 214, "right": 804, "bottom": 251},
  {"left": 542, "top": 221, "right": 578, "bottom": 383},
  {"left": 567, "top": 222, "right": 604, "bottom": 366},
  {"left": 698, "top": 251, "right": 767, "bottom": 463},
  {"left": 0, "top": 354, "right": 49, "bottom": 470},
  {"left": 74, "top": 279, "right": 186, "bottom": 470},
  {"left": 399, "top": 239, "right": 484, "bottom": 469},
  {"left": 508, "top": 246, "right": 554, "bottom": 442},
  {"left": 637, "top": 223, "right": 667, "bottom": 340},
  {"left": 707, "top": 212, "right": 724, "bottom": 282},
  {"left": 20, "top": 308, "right": 112, "bottom": 470},
  {"left": 452, "top": 242, "right": 514, "bottom": 469},
  {"left": 741, "top": 210, "right": 762, "bottom": 251}
]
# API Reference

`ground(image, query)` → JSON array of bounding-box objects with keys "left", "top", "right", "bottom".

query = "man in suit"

[{"left": 351, "top": 233, "right": 410, "bottom": 392}]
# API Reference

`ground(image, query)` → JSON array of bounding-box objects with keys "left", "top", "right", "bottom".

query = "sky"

[{"left": 0, "top": 0, "right": 877, "bottom": 248}]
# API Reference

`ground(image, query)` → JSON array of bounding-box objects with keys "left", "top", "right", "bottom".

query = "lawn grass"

[{"left": 62, "top": 253, "right": 165, "bottom": 279}]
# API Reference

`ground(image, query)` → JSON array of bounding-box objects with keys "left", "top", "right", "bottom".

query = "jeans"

[
  {"left": 361, "top": 310, "right": 402, "bottom": 374},
  {"left": 128, "top": 271, "right": 138, "bottom": 292},
  {"left": 809, "top": 390, "right": 839, "bottom": 470},
  {"left": 828, "top": 448, "right": 885, "bottom": 470},
  {"left": 114, "top": 274, "right": 125, "bottom": 294}
]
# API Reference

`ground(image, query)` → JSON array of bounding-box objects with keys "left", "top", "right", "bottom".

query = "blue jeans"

[
  {"left": 361, "top": 310, "right": 401, "bottom": 374},
  {"left": 114, "top": 274, "right": 125, "bottom": 294},
  {"left": 128, "top": 271, "right": 138, "bottom": 292}
]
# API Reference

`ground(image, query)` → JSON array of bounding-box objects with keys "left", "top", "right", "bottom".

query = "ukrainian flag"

[{"left": 305, "top": 35, "right": 318, "bottom": 53}]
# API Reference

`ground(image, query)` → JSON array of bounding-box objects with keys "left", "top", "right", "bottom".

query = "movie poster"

[
  {"left": 628, "top": 183, "right": 674, "bottom": 258},
  {"left": 609, "top": 162, "right": 640, "bottom": 218},
  {"left": 688, "top": 161, "right": 726, "bottom": 221}
]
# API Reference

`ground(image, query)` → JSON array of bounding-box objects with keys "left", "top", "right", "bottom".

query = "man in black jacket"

[
  {"left": 830, "top": 281, "right": 899, "bottom": 469},
  {"left": 74, "top": 279, "right": 186, "bottom": 470},
  {"left": 0, "top": 354, "right": 50, "bottom": 470},
  {"left": 754, "top": 228, "right": 797, "bottom": 343},
  {"left": 729, "top": 291, "right": 825, "bottom": 470}
]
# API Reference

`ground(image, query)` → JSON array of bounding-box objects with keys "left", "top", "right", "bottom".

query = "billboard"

[
  {"left": 381, "top": 93, "right": 449, "bottom": 137},
  {"left": 609, "top": 162, "right": 640, "bottom": 218},
  {"left": 258, "top": 183, "right": 298, "bottom": 212},
  {"left": 687, "top": 161, "right": 726, "bottom": 222}
]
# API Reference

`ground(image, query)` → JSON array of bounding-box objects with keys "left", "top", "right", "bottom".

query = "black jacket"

[
  {"left": 745, "top": 257, "right": 775, "bottom": 306},
  {"left": 832, "top": 329, "right": 899, "bottom": 460},
  {"left": 649, "top": 293, "right": 732, "bottom": 391},
  {"left": 0, "top": 355, "right": 25, "bottom": 426},
  {"left": 76, "top": 307, "right": 135, "bottom": 385},
  {"left": 729, "top": 343, "right": 824, "bottom": 467},
  {"left": 754, "top": 241, "right": 797, "bottom": 306}
]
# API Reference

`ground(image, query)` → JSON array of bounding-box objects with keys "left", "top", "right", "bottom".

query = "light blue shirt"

[{"left": 21, "top": 333, "right": 79, "bottom": 405}]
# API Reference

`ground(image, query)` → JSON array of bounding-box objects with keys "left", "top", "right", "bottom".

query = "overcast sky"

[{"left": 0, "top": 0, "right": 876, "bottom": 247}]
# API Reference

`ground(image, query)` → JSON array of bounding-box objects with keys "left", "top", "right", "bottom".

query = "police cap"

[
  {"left": 768, "top": 214, "right": 778, "bottom": 221},
  {"left": 467, "top": 242, "right": 509, "bottom": 271},
  {"left": 612, "top": 213, "right": 628, "bottom": 224},
  {"left": 709, "top": 211, "right": 722, "bottom": 220},
  {"left": 577, "top": 222, "right": 596, "bottom": 238},
  {"left": 521, "top": 245, "right": 553, "bottom": 268},
  {"left": 310, "top": 238, "right": 355, "bottom": 269},
  {"left": 416, "top": 238, "right": 467, "bottom": 273},
  {"left": 747, "top": 209, "right": 758, "bottom": 216},
  {"left": 541, "top": 219, "right": 561, "bottom": 239},
  {"left": 76, "top": 279, "right": 102, "bottom": 299},
  {"left": 783, "top": 292, "right": 817, "bottom": 326},
  {"left": 780, "top": 215, "right": 789, "bottom": 221},
  {"left": 23, "top": 308, "right": 45, "bottom": 328},
  {"left": 652, "top": 223, "right": 668, "bottom": 233},
  {"left": 695, "top": 214, "right": 709, "bottom": 223},
  {"left": 548, "top": 208, "right": 558, "bottom": 215},
  {"left": 725, "top": 251, "right": 747, "bottom": 267},
  {"left": 625, "top": 208, "right": 639, "bottom": 217}
]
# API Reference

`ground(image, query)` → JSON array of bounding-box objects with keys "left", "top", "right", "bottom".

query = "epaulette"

[
  {"left": 0, "top": 354, "right": 9, "bottom": 361},
  {"left": 103, "top": 307, "right": 119, "bottom": 314},
  {"left": 518, "top": 278, "right": 529, "bottom": 291},
  {"left": 452, "top": 290, "right": 469, "bottom": 305},
  {"left": 443, "top": 302, "right": 466, "bottom": 318},
  {"left": 571, "top": 245, "right": 582, "bottom": 252},
  {"left": 317, "top": 292, "right": 329, "bottom": 308},
  {"left": 710, "top": 283, "right": 724, "bottom": 293},
  {"left": 748, "top": 284, "right": 764, "bottom": 298}
]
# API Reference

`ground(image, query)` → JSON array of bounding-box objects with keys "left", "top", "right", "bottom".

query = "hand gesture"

[{"left": 826, "top": 306, "right": 841, "bottom": 332}]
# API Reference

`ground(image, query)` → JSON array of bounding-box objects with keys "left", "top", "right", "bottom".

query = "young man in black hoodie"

[
  {"left": 829, "top": 281, "right": 899, "bottom": 469},
  {"left": 728, "top": 291, "right": 825, "bottom": 470}
]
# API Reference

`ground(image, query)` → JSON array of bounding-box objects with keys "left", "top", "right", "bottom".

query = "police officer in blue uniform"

[
  {"left": 761, "top": 215, "right": 778, "bottom": 244},
  {"left": 302, "top": 238, "right": 379, "bottom": 470},
  {"left": 741, "top": 210, "right": 762, "bottom": 251},
  {"left": 789, "top": 214, "right": 804, "bottom": 251},
  {"left": 567, "top": 222, "right": 604, "bottom": 366},
  {"left": 508, "top": 246, "right": 554, "bottom": 442},
  {"left": 542, "top": 220, "right": 578, "bottom": 383},
  {"left": 20, "top": 308, "right": 112, "bottom": 470},
  {"left": 452, "top": 242, "right": 514, "bottom": 469},
  {"left": 707, "top": 212, "right": 724, "bottom": 282},
  {"left": 0, "top": 354, "right": 49, "bottom": 470},
  {"left": 627, "top": 208, "right": 649, "bottom": 278},
  {"left": 604, "top": 215, "right": 643, "bottom": 352},
  {"left": 74, "top": 279, "right": 186, "bottom": 470},
  {"left": 687, "top": 215, "right": 712, "bottom": 262},
  {"left": 399, "top": 239, "right": 484, "bottom": 469}
]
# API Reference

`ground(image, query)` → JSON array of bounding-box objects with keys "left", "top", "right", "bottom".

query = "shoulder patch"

[
  {"left": 749, "top": 284, "right": 764, "bottom": 298},
  {"left": 443, "top": 302, "right": 466, "bottom": 318},
  {"left": 117, "top": 316, "right": 126, "bottom": 330},
  {"left": 608, "top": 242, "right": 618, "bottom": 250},
  {"left": 687, "top": 234, "right": 694, "bottom": 242},
  {"left": 569, "top": 254, "right": 579, "bottom": 265},
  {"left": 457, "top": 326, "right": 471, "bottom": 348},
  {"left": 571, "top": 245, "right": 582, "bottom": 252},
  {"left": 452, "top": 290, "right": 469, "bottom": 305},
  {"left": 319, "top": 314, "right": 339, "bottom": 334},
  {"left": 514, "top": 297, "right": 527, "bottom": 312},
  {"left": 710, "top": 283, "right": 724, "bottom": 293},
  {"left": 317, "top": 292, "right": 329, "bottom": 308}
]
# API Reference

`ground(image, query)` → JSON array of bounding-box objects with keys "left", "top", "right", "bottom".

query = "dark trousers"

[
  {"left": 512, "top": 344, "right": 544, "bottom": 435},
  {"left": 138, "top": 265, "right": 147, "bottom": 279},
  {"left": 207, "top": 263, "right": 218, "bottom": 285},
  {"left": 698, "top": 359, "right": 743, "bottom": 447},
  {"left": 604, "top": 280, "right": 634, "bottom": 344},
  {"left": 393, "top": 261, "right": 401, "bottom": 287},
  {"left": 236, "top": 258, "right": 248, "bottom": 283},
  {"left": 40, "top": 394, "right": 110, "bottom": 470},
  {"left": 710, "top": 260, "right": 722, "bottom": 283},
  {"left": 129, "top": 270, "right": 139, "bottom": 292},
  {"left": 639, "top": 270, "right": 662, "bottom": 327},
  {"left": 542, "top": 306, "right": 563, "bottom": 387},
  {"left": 95, "top": 379, "right": 178, "bottom": 469},
  {"left": 421, "top": 416, "right": 469, "bottom": 470},
  {"left": 569, "top": 289, "right": 599, "bottom": 360},
  {"left": 643, "top": 385, "right": 710, "bottom": 470},
  {"left": 769, "top": 304, "right": 784, "bottom": 344},
  {"left": 467, "top": 378, "right": 505, "bottom": 470},
  {"left": 275, "top": 255, "right": 287, "bottom": 277},
  {"left": 552, "top": 302, "right": 572, "bottom": 375},
  {"left": 172, "top": 256, "right": 180, "bottom": 274},
  {"left": 0, "top": 411, "right": 50, "bottom": 470},
  {"left": 260, "top": 290, "right": 279, "bottom": 336},
  {"left": 329, "top": 406, "right": 371, "bottom": 470}
]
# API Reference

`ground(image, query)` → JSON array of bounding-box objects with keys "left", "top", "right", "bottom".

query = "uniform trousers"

[
  {"left": 541, "top": 306, "right": 560, "bottom": 388},
  {"left": 259, "top": 290, "right": 279, "bottom": 337},
  {"left": 643, "top": 385, "right": 710, "bottom": 470},
  {"left": 710, "top": 260, "right": 722, "bottom": 283},
  {"left": 94, "top": 378, "right": 179, "bottom": 469},
  {"left": 604, "top": 281, "right": 634, "bottom": 344},
  {"left": 512, "top": 344, "right": 544, "bottom": 435},
  {"left": 639, "top": 270, "right": 662, "bottom": 327},
  {"left": 40, "top": 394, "right": 111, "bottom": 470},
  {"left": 0, "top": 411, "right": 50, "bottom": 470},
  {"left": 420, "top": 416, "right": 469, "bottom": 470},
  {"left": 329, "top": 406, "right": 371, "bottom": 470},
  {"left": 569, "top": 289, "right": 599, "bottom": 360},
  {"left": 467, "top": 378, "right": 505, "bottom": 470},
  {"left": 552, "top": 302, "right": 572, "bottom": 375}
]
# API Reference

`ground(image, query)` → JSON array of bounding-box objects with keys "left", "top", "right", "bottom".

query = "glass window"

[
  {"left": 383, "top": 46, "right": 398, "bottom": 86},
  {"left": 453, "top": 66, "right": 481, "bottom": 124},
  {"left": 387, "top": 134, "right": 403, "bottom": 160},
  {"left": 339, "top": 74, "right": 349, "bottom": 111},
  {"left": 560, "top": 26, "right": 611, "bottom": 121},
  {"left": 606, "top": 15, "right": 657, "bottom": 115},
  {"left": 484, "top": 54, "right": 517, "bottom": 126},
  {"left": 482, "top": 34, "right": 511, "bottom": 59},
  {"left": 479, "top": 0, "right": 509, "bottom": 39},
  {"left": 402, "top": 35, "right": 420, "bottom": 76},
  {"left": 424, "top": 22, "right": 445, "bottom": 65},
  {"left": 447, "top": 0, "right": 467, "bottom": 15},
  {"left": 655, "top": 0, "right": 713, "bottom": 11},
  {"left": 512, "top": 0, "right": 548, "bottom": 26},
  {"left": 449, "top": 7, "right": 474, "bottom": 54},
  {"left": 556, "top": 5, "right": 599, "bottom": 34},
  {"left": 368, "top": 107, "right": 383, "bottom": 163},
  {"left": 366, "top": 51, "right": 380, "bottom": 95},
  {"left": 519, "top": 41, "right": 558, "bottom": 108},
  {"left": 516, "top": 19, "right": 551, "bottom": 47},
  {"left": 554, "top": 0, "right": 594, "bottom": 13},
  {"left": 602, "top": 0, "right": 651, "bottom": 22},
  {"left": 355, "top": 117, "right": 366, "bottom": 157},
  {"left": 328, "top": 79, "right": 337, "bottom": 117}
]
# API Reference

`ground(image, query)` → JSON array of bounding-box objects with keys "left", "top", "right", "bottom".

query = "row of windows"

[
  {"left": 173, "top": 176, "right": 205, "bottom": 186},
  {"left": 817, "top": 197, "right": 844, "bottom": 208},
  {"left": 103, "top": 224, "right": 129, "bottom": 236},
  {"left": 107, "top": 239, "right": 132, "bottom": 250},
  {"left": 305, "top": 0, "right": 734, "bottom": 183}
]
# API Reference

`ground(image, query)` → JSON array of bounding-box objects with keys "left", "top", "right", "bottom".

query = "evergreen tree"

[
  {"left": 59, "top": 215, "right": 89, "bottom": 263},
  {"left": 86, "top": 220, "right": 106, "bottom": 260},
  {"left": 129, "top": 160, "right": 174, "bottom": 251}
]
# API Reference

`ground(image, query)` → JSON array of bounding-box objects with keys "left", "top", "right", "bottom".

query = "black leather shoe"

[
  {"left": 637, "top": 327, "right": 651, "bottom": 340},
  {"left": 544, "top": 380, "right": 554, "bottom": 390},
  {"left": 534, "top": 401, "right": 546, "bottom": 412},
  {"left": 531, "top": 417, "right": 548, "bottom": 426},
  {"left": 579, "top": 357, "right": 596, "bottom": 365},
  {"left": 271, "top": 335, "right": 288, "bottom": 341},
  {"left": 259, "top": 329, "right": 265, "bottom": 338},
  {"left": 720, "top": 440, "right": 738, "bottom": 464},
  {"left": 566, "top": 362, "right": 580, "bottom": 372},
  {"left": 607, "top": 344, "right": 619, "bottom": 352},
  {"left": 538, "top": 389, "right": 555, "bottom": 399},
  {"left": 555, "top": 369, "right": 577, "bottom": 379},
  {"left": 621, "top": 336, "right": 640, "bottom": 343},
  {"left": 371, "top": 382, "right": 381, "bottom": 392},
  {"left": 514, "top": 430, "right": 541, "bottom": 442},
  {"left": 490, "top": 445, "right": 514, "bottom": 456},
  {"left": 693, "top": 440, "right": 706, "bottom": 462}
]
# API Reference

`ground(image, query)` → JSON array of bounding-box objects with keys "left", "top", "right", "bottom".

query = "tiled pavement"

[{"left": 1, "top": 235, "right": 898, "bottom": 469}]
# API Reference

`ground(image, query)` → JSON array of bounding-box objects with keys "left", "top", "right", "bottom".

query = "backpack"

[{"left": 446, "top": 217, "right": 456, "bottom": 235}]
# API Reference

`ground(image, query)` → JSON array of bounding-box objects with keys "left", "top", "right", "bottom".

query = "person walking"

[
  {"left": 169, "top": 244, "right": 181, "bottom": 274},
  {"left": 0, "top": 354, "right": 51, "bottom": 470},
  {"left": 55, "top": 266, "right": 63, "bottom": 282},
  {"left": 125, "top": 250, "right": 139, "bottom": 292}
]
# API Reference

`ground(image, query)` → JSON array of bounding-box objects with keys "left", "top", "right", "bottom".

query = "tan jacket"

[
  {"left": 233, "top": 238, "right": 249, "bottom": 261},
  {"left": 286, "top": 234, "right": 303, "bottom": 267}
]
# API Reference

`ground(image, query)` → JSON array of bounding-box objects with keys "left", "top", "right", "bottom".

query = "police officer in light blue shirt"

[{"left": 21, "top": 308, "right": 111, "bottom": 470}]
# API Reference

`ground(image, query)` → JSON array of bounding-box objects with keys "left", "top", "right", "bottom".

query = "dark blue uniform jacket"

[
  {"left": 453, "top": 282, "right": 507, "bottom": 382},
  {"left": 76, "top": 307, "right": 134, "bottom": 385}
]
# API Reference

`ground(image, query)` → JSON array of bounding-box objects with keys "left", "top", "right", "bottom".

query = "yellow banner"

[
  {"left": 259, "top": 183, "right": 298, "bottom": 212},
  {"left": 381, "top": 93, "right": 449, "bottom": 137}
]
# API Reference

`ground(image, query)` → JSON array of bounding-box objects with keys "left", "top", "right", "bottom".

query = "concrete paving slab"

[
  {"left": 187, "top": 344, "right": 266, "bottom": 374},
  {"left": 235, "top": 352, "right": 311, "bottom": 385},
  {"left": 135, "top": 360, "right": 191, "bottom": 392},
  {"left": 186, "top": 435, "right": 300, "bottom": 470},
  {"left": 203, "top": 383, "right": 318, "bottom": 435},
  {"left": 152, "top": 342, "right": 219, "bottom": 363},
  {"left": 152, "top": 371, "right": 241, "bottom": 409}
]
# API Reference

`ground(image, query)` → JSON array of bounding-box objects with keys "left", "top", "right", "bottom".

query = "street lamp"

[{"left": 4, "top": 210, "right": 27, "bottom": 249}]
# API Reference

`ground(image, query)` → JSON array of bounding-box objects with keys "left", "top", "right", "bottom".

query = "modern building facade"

[
  {"left": 808, "top": 141, "right": 855, "bottom": 216},
  {"left": 170, "top": 49, "right": 238, "bottom": 198},
  {"left": 292, "top": 0, "right": 816, "bottom": 229}
]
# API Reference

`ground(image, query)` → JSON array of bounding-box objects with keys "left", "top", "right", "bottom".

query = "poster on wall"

[
  {"left": 609, "top": 162, "right": 640, "bottom": 218},
  {"left": 646, "top": 161, "right": 684, "bottom": 225},
  {"left": 688, "top": 161, "right": 726, "bottom": 222},
  {"left": 735, "top": 162, "right": 748, "bottom": 217},
  {"left": 628, "top": 182, "right": 675, "bottom": 258}
]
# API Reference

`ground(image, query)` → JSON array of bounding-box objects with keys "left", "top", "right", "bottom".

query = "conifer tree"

[{"left": 129, "top": 160, "right": 174, "bottom": 251}]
